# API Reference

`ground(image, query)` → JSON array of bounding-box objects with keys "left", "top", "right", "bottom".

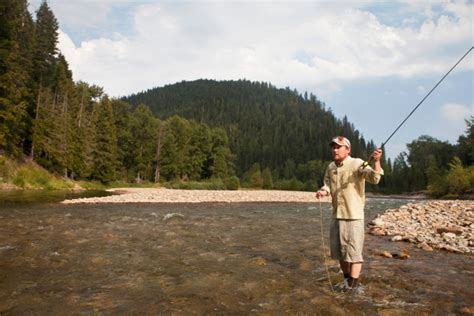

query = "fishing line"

[
  {"left": 362, "top": 46, "right": 473, "bottom": 167},
  {"left": 319, "top": 199, "right": 335, "bottom": 293}
]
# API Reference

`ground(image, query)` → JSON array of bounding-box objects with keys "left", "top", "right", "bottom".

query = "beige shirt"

[{"left": 321, "top": 156, "right": 383, "bottom": 220}]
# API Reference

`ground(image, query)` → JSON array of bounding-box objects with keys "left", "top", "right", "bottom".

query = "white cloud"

[
  {"left": 416, "top": 85, "right": 426, "bottom": 94},
  {"left": 54, "top": 1, "right": 473, "bottom": 97},
  {"left": 29, "top": 0, "right": 113, "bottom": 28},
  {"left": 440, "top": 103, "right": 472, "bottom": 124}
]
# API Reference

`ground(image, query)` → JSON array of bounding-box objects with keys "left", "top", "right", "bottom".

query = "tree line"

[{"left": 1, "top": 1, "right": 471, "bottom": 196}]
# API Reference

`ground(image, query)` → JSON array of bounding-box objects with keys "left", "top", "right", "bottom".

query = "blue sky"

[{"left": 29, "top": 0, "right": 473, "bottom": 160}]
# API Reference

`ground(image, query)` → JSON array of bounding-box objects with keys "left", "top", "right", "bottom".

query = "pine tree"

[
  {"left": 111, "top": 99, "right": 132, "bottom": 180},
  {"left": 206, "top": 128, "right": 234, "bottom": 178},
  {"left": 0, "top": 0, "right": 34, "bottom": 155},
  {"left": 91, "top": 96, "right": 117, "bottom": 183},
  {"left": 30, "top": 0, "right": 59, "bottom": 159},
  {"left": 129, "top": 104, "right": 157, "bottom": 181}
]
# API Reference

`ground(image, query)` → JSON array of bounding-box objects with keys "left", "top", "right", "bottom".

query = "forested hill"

[{"left": 123, "top": 79, "right": 376, "bottom": 176}]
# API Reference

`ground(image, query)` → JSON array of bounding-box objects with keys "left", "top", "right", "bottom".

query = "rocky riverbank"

[
  {"left": 369, "top": 200, "right": 474, "bottom": 254},
  {"left": 61, "top": 188, "right": 327, "bottom": 204}
]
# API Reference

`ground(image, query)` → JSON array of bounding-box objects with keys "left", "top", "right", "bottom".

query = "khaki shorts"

[{"left": 330, "top": 218, "right": 365, "bottom": 262}]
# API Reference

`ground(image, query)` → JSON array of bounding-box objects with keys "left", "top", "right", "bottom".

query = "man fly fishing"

[
  {"left": 316, "top": 136, "right": 383, "bottom": 294},
  {"left": 313, "top": 47, "right": 471, "bottom": 295}
]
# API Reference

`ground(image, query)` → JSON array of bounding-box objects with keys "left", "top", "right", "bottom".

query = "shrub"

[
  {"left": 273, "top": 178, "right": 305, "bottom": 191},
  {"left": 163, "top": 179, "right": 227, "bottom": 190},
  {"left": 224, "top": 176, "right": 240, "bottom": 190}
]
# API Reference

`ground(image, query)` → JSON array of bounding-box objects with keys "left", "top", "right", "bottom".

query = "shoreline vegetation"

[{"left": 1, "top": 155, "right": 469, "bottom": 200}]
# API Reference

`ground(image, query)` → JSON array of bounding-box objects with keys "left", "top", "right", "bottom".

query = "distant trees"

[
  {"left": 123, "top": 80, "right": 372, "bottom": 177},
  {"left": 378, "top": 118, "right": 473, "bottom": 197}
]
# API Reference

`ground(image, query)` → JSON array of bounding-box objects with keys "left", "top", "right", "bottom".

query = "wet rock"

[
  {"left": 250, "top": 257, "right": 267, "bottom": 266},
  {"left": 417, "top": 242, "right": 433, "bottom": 252},
  {"left": 460, "top": 306, "right": 474, "bottom": 314},
  {"left": 375, "top": 250, "right": 393, "bottom": 258},
  {"left": 0, "top": 245, "right": 16, "bottom": 251},
  {"left": 370, "top": 227, "right": 386, "bottom": 236},
  {"left": 390, "top": 235, "right": 403, "bottom": 242}
]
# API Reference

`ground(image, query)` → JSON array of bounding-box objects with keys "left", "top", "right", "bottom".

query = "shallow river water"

[{"left": 0, "top": 193, "right": 473, "bottom": 315}]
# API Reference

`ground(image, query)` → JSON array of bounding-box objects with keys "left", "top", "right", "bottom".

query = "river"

[{"left": 0, "top": 192, "right": 472, "bottom": 314}]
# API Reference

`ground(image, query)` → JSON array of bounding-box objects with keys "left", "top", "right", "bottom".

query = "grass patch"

[{"left": 12, "top": 166, "right": 74, "bottom": 190}]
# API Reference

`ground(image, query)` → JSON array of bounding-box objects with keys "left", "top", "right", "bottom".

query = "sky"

[{"left": 28, "top": 0, "right": 473, "bottom": 160}]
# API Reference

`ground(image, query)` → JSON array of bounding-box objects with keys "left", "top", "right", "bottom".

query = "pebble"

[
  {"left": 61, "top": 188, "right": 328, "bottom": 204},
  {"left": 369, "top": 200, "right": 474, "bottom": 254}
]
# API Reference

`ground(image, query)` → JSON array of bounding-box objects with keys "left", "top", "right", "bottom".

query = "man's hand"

[
  {"left": 315, "top": 190, "right": 328, "bottom": 199},
  {"left": 371, "top": 148, "right": 383, "bottom": 162}
]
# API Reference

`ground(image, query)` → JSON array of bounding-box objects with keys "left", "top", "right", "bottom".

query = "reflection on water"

[{"left": 0, "top": 198, "right": 472, "bottom": 314}]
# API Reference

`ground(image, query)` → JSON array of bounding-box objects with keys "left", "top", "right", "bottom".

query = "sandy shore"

[{"left": 61, "top": 188, "right": 330, "bottom": 204}]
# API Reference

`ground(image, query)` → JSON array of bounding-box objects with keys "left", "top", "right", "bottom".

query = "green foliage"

[
  {"left": 123, "top": 79, "right": 372, "bottom": 176},
  {"left": 243, "top": 163, "right": 263, "bottom": 188},
  {"left": 165, "top": 177, "right": 239, "bottom": 190},
  {"left": 406, "top": 135, "right": 455, "bottom": 191},
  {"left": 456, "top": 116, "right": 473, "bottom": 166},
  {"left": 157, "top": 116, "right": 234, "bottom": 182},
  {"left": 223, "top": 176, "right": 240, "bottom": 190},
  {"left": 262, "top": 167, "right": 273, "bottom": 189},
  {"left": 164, "top": 179, "right": 227, "bottom": 190},
  {"left": 445, "top": 157, "right": 472, "bottom": 195},
  {"left": 273, "top": 178, "right": 305, "bottom": 191},
  {"left": 0, "top": 0, "right": 32, "bottom": 156},
  {"left": 91, "top": 96, "right": 117, "bottom": 183},
  {"left": 128, "top": 104, "right": 158, "bottom": 182},
  {"left": 428, "top": 157, "right": 473, "bottom": 198},
  {"left": 12, "top": 163, "right": 73, "bottom": 190}
]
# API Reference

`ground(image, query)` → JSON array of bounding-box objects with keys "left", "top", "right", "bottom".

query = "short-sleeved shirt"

[{"left": 321, "top": 156, "right": 383, "bottom": 219}]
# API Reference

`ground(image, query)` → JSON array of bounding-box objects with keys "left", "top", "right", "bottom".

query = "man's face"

[{"left": 331, "top": 144, "right": 350, "bottom": 162}]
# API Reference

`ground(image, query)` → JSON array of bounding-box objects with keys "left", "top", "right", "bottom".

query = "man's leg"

[
  {"left": 350, "top": 262, "right": 362, "bottom": 279},
  {"left": 340, "top": 260, "right": 350, "bottom": 276}
]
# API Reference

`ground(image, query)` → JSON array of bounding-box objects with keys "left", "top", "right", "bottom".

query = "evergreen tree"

[
  {"left": 129, "top": 104, "right": 158, "bottom": 181},
  {"left": 30, "top": 0, "right": 59, "bottom": 159},
  {"left": 111, "top": 99, "right": 132, "bottom": 179},
  {"left": 0, "top": 0, "right": 33, "bottom": 155},
  {"left": 456, "top": 117, "right": 473, "bottom": 166},
  {"left": 91, "top": 96, "right": 117, "bottom": 183},
  {"left": 206, "top": 128, "right": 234, "bottom": 178},
  {"left": 184, "top": 122, "right": 211, "bottom": 180}
]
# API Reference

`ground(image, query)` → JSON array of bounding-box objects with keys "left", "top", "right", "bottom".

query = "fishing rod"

[{"left": 362, "top": 46, "right": 473, "bottom": 168}]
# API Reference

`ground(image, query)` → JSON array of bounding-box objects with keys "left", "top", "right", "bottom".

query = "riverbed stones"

[
  {"left": 369, "top": 200, "right": 474, "bottom": 254},
  {"left": 61, "top": 188, "right": 328, "bottom": 204}
]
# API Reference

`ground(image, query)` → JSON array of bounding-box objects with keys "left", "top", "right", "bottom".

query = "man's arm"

[
  {"left": 316, "top": 167, "right": 331, "bottom": 199},
  {"left": 363, "top": 148, "right": 384, "bottom": 184}
]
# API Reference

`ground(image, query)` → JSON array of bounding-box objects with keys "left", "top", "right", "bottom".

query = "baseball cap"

[{"left": 330, "top": 136, "right": 351, "bottom": 149}]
